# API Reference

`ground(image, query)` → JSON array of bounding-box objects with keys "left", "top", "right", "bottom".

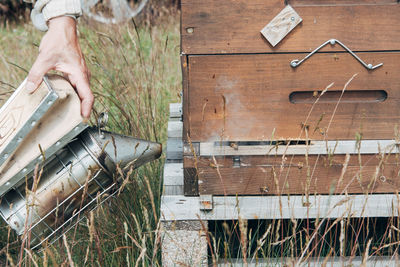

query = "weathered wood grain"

[
  {"left": 181, "top": 54, "right": 190, "bottom": 142},
  {"left": 186, "top": 53, "right": 400, "bottom": 142},
  {"left": 0, "top": 80, "right": 50, "bottom": 163},
  {"left": 185, "top": 153, "right": 400, "bottom": 195},
  {"left": 0, "top": 75, "right": 84, "bottom": 186},
  {"left": 181, "top": 0, "right": 400, "bottom": 54},
  {"left": 161, "top": 194, "right": 400, "bottom": 219},
  {"left": 199, "top": 140, "right": 399, "bottom": 156},
  {"left": 289, "top": 0, "right": 397, "bottom": 6},
  {"left": 260, "top": 5, "right": 302, "bottom": 47}
]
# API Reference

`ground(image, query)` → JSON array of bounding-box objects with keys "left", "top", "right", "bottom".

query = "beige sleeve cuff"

[
  {"left": 31, "top": 0, "right": 82, "bottom": 31},
  {"left": 41, "top": 0, "right": 82, "bottom": 21}
]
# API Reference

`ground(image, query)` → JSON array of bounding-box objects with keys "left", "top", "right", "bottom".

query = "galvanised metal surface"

[
  {"left": 0, "top": 123, "right": 88, "bottom": 197},
  {"left": 0, "top": 127, "right": 162, "bottom": 248}
]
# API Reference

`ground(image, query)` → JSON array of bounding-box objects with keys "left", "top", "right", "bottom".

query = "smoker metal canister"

[{"left": 0, "top": 127, "right": 162, "bottom": 248}]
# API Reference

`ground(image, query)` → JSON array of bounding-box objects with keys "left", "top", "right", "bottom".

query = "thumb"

[{"left": 26, "top": 56, "right": 52, "bottom": 94}]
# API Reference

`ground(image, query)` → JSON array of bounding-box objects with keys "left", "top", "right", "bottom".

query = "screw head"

[
  {"left": 329, "top": 39, "right": 336, "bottom": 45},
  {"left": 367, "top": 64, "right": 373, "bottom": 69}
]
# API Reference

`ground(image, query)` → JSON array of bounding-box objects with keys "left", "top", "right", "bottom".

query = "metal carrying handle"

[{"left": 290, "top": 39, "right": 383, "bottom": 70}]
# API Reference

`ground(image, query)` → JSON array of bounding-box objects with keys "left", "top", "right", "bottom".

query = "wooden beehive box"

[{"left": 181, "top": 0, "right": 400, "bottom": 196}]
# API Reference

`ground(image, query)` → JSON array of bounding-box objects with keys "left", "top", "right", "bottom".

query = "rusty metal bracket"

[
  {"left": 199, "top": 195, "right": 213, "bottom": 211},
  {"left": 290, "top": 39, "right": 383, "bottom": 70}
]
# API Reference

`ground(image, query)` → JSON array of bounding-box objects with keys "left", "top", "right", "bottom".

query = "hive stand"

[
  {"left": 161, "top": 103, "right": 208, "bottom": 267},
  {"left": 160, "top": 103, "right": 400, "bottom": 266}
]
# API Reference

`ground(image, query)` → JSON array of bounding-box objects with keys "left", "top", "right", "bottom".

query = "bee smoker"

[{"left": 0, "top": 75, "right": 162, "bottom": 248}]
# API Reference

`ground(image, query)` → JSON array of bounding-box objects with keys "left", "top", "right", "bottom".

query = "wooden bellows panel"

[
  {"left": 0, "top": 75, "right": 84, "bottom": 188},
  {"left": 181, "top": 0, "right": 400, "bottom": 54}
]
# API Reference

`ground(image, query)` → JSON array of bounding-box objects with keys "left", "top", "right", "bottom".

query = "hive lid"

[{"left": 0, "top": 75, "right": 87, "bottom": 196}]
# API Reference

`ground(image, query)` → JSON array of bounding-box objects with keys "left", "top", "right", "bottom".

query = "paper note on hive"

[
  {"left": 0, "top": 75, "right": 86, "bottom": 196},
  {"left": 260, "top": 5, "right": 302, "bottom": 47}
]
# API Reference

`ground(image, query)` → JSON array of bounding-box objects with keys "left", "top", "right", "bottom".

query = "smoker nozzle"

[{"left": 83, "top": 127, "right": 163, "bottom": 175}]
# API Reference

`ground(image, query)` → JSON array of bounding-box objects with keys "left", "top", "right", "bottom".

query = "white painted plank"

[
  {"left": 160, "top": 194, "right": 400, "bottom": 221},
  {"left": 163, "top": 185, "right": 184, "bottom": 195},
  {"left": 163, "top": 163, "right": 183, "bottom": 186},
  {"left": 163, "top": 163, "right": 183, "bottom": 195},
  {"left": 169, "top": 103, "right": 182, "bottom": 119},
  {"left": 167, "top": 121, "right": 182, "bottom": 138},
  {"left": 166, "top": 138, "right": 183, "bottom": 160},
  {"left": 219, "top": 256, "right": 399, "bottom": 267},
  {"left": 200, "top": 140, "right": 399, "bottom": 156}
]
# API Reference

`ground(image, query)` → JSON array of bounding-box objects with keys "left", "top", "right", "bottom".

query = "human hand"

[{"left": 26, "top": 16, "right": 94, "bottom": 119}]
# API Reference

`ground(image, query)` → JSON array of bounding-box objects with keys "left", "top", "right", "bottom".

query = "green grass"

[{"left": 0, "top": 10, "right": 181, "bottom": 266}]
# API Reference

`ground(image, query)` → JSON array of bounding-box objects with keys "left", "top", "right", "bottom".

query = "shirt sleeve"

[{"left": 31, "top": 0, "right": 82, "bottom": 31}]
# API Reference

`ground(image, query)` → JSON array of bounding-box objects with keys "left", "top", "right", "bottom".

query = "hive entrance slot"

[
  {"left": 214, "top": 140, "right": 311, "bottom": 146},
  {"left": 289, "top": 90, "right": 387, "bottom": 104}
]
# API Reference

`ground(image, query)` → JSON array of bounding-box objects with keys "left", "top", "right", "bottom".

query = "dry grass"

[
  {"left": 1, "top": 6, "right": 400, "bottom": 267},
  {"left": 0, "top": 8, "right": 180, "bottom": 266}
]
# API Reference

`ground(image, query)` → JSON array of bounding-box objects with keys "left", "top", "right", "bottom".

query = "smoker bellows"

[{"left": 0, "top": 75, "right": 161, "bottom": 248}]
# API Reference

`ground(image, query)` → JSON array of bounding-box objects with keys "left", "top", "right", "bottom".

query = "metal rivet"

[
  {"left": 5, "top": 182, "right": 10, "bottom": 186},
  {"left": 186, "top": 27, "right": 194, "bottom": 34},
  {"left": 22, "top": 168, "right": 27, "bottom": 173},
  {"left": 3, "top": 154, "right": 8, "bottom": 159},
  {"left": 291, "top": 16, "right": 295, "bottom": 21},
  {"left": 56, "top": 141, "right": 61, "bottom": 146},
  {"left": 329, "top": 39, "right": 336, "bottom": 45},
  {"left": 47, "top": 100, "right": 53, "bottom": 105},
  {"left": 31, "top": 121, "right": 36, "bottom": 126},
  {"left": 17, "top": 137, "right": 22, "bottom": 143},
  {"left": 367, "top": 64, "right": 373, "bottom": 69}
]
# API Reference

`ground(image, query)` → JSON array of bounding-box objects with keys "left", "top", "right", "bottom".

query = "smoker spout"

[{"left": 81, "top": 128, "right": 162, "bottom": 174}]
